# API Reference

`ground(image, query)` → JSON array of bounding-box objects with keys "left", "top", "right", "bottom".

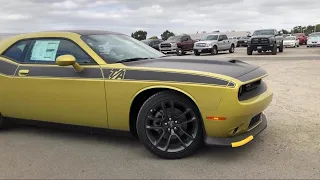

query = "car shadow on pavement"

[{"left": 4, "top": 122, "right": 264, "bottom": 160}]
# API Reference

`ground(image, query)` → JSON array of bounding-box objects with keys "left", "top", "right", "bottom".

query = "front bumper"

[
  {"left": 204, "top": 113, "right": 267, "bottom": 147},
  {"left": 284, "top": 43, "right": 296, "bottom": 47},
  {"left": 193, "top": 47, "right": 213, "bottom": 53},
  {"left": 307, "top": 43, "right": 320, "bottom": 47},
  {"left": 248, "top": 44, "right": 274, "bottom": 51},
  {"left": 160, "top": 47, "right": 178, "bottom": 53}
]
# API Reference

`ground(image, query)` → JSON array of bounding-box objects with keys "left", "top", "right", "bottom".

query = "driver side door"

[{"left": 3, "top": 38, "right": 108, "bottom": 128}]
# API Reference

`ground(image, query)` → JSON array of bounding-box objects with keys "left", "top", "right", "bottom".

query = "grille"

[
  {"left": 160, "top": 43, "right": 171, "bottom": 48},
  {"left": 196, "top": 43, "right": 206, "bottom": 47},
  {"left": 251, "top": 38, "right": 269, "bottom": 44},
  {"left": 248, "top": 113, "right": 262, "bottom": 130}
]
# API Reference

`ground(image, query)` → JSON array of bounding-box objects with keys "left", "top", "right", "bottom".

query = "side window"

[
  {"left": 218, "top": 35, "right": 223, "bottom": 41},
  {"left": 223, "top": 35, "right": 228, "bottom": 40},
  {"left": 1, "top": 40, "right": 32, "bottom": 62},
  {"left": 26, "top": 39, "right": 95, "bottom": 64}
]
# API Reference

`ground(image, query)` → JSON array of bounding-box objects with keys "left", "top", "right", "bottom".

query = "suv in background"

[
  {"left": 293, "top": 33, "right": 308, "bottom": 45},
  {"left": 141, "top": 39, "right": 163, "bottom": 51},
  {"left": 193, "top": 33, "right": 235, "bottom": 56},
  {"left": 237, "top": 36, "right": 250, "bottom": 47},
  {"left": 247, "top": 29, "right": 284, "bottom": 55},
  {"left": 159, "top": 34, "right": 196, "bottom": 56}
]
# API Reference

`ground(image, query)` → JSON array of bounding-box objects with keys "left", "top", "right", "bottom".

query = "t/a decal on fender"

[{"left": 108, "top": 69, "right": 126, "bottom": 79}]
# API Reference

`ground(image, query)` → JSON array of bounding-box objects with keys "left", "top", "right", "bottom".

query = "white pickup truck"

[{"left": 193, "top": 33, "right": 235, "bottom": 56}]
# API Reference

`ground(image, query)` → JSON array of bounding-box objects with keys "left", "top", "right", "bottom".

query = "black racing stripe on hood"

[
  {"left": 122, "top": 58, "right": 265, "bottom": 82},
  {"left": 0, "top": 59, "right": 18, "bottom": 76},
  {"left": 103, "top": 69, "right": 229, "bottom": 86}
]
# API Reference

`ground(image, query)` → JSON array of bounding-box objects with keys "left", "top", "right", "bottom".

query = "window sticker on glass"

[
  {"left": 98, "top": 42, "right": 110, "bottom": 55},
  {"left": 30, "top": 40, "right": 60, "bottom": 61}
]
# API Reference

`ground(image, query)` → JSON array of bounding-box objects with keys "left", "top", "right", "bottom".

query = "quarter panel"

[{"left": 104, "top": 79, "right": 226, "bottom": 131}]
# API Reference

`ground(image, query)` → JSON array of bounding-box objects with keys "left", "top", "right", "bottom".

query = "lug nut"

[
  {"left": 164, "top": 123, "right": 168, "bottom": 126},
  {"left": 174, "top": 121, "right": 178, "bottom": 124},
  {"left": 174, "top": 127, "right": 177, "bottom": 131},
  {"left": 169, "top": 118, "right": 172, "bottom": 120},
  {"left": 168, "top": 128, "right": 171, "bottom": 131}
]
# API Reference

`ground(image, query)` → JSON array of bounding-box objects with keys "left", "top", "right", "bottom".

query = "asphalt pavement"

[{"left": 1, "top": 46, "right": 320, "bottom": 179}]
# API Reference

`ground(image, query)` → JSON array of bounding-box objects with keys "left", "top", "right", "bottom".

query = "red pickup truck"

[
  {"left": 159, "top": 34, "right": 196, "bottom": 56},
  {"left": 293, "top": 33, "right": 307, "bottom": 45}
]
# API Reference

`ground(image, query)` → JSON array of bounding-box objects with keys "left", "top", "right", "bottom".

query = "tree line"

[{"left": 131, "top": 24, "right": 320, "bottom": 41}]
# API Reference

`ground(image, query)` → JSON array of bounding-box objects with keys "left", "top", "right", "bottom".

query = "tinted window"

[
  {"left": 2, "top": 40, "right": 32, "bottom": 62},
  {"left": 25, "top": 39, "right": 94, "bottom": 64}
]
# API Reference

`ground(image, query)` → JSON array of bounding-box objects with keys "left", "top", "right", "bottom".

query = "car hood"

[
  {"left": 195, "top": 40, "right": 218, "bottom": 44},
  {"left": 123, "top": 57, "right": 266, "bottom": 82},
  {"left": 308, "top": 36, "right": 320, "bottom": 41},
  {"left": 251, "top": 35, "right": 275, "bottom": 39}
]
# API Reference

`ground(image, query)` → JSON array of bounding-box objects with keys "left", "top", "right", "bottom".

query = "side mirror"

[
  {"left": 56, "top": 55, "right": 84, "bottom": 72},
  {"left": 247, "top": 35, "right": 251, "bottom": 38}
]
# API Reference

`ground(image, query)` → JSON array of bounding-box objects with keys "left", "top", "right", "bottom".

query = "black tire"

[
  {"left": 194, "top": 50, "right": 200, "bottom": 56},
  {"left": 0, "top": 114, "right": 6, "bottom": 130},
  {"left": 176, "top": 48, "right": 183, "bottom": 56},
  {"left": 257, "top": 50, "right": 262, "bottom": 53},
  {"left": 211, "top": 46, "right": 218, "bottom": 55},
  {"left": 272, "top": 44, "right": 277, "bottom": 55},
  {"left": 136, "top": 91, "right": 203, "bottom": 159},
  {"left": 247, "top": 47, "right": 253, "bottom": 55},
  {"left": 279, "top": 42, "right": 284, "bottom": 52},
  {"left": 229, "top": 44, "right": 235, "bottom": 53},
  {"left": 236, "top": 44, "right": 240, "bottom": 47}
]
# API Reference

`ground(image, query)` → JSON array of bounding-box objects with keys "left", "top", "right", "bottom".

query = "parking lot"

[{"left": 1, "top": 45, "right": 320, "bottom": 179}]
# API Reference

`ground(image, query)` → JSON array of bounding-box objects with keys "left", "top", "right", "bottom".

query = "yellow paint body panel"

[{"left": 0, "top": 31, "right": 273, "bottom": 139}]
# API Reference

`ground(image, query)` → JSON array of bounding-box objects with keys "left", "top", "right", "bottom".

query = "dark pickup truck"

[
  {"left": 159, "top": 34, "right": 196, "bottom": 56},
  {"left": 247, "top": 29, "right": 284, "bottom": 55}
]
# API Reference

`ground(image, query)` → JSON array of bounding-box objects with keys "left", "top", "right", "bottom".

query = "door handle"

[{"left": 18, "top": 69, "right": 29, "bottom": 76}]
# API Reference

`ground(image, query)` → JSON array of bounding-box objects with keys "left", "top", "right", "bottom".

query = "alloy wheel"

[{"left": 145, "top": 99, "right": 198, "bottom": 153}]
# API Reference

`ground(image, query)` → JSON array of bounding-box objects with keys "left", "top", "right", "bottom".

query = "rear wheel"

[
  {"left": 136, "top": 91, "right": 203, "bottom": 159},
  {"left": 247, "top": 47, "right": 253, "bottom": 55}
]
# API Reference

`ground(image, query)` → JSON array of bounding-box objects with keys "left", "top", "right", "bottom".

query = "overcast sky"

[{"left": 0, "top": 0, "right": 319, "bottom": 37}]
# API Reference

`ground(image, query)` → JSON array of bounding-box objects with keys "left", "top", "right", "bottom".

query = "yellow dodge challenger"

[{"left": 0, "top": 30, "right": 273, "bottom": 159}]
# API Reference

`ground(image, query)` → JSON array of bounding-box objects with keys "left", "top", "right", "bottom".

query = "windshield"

[
  {"left": 167, "top": 36, "right": 182, "bottom": 42},
  {"left": 201, "top": 35, "right": 218, "bottom": 41},
  {"left": 240, "top": 37, "right": 249, "bottom": 39},
  {"left": 81, "top": 34, "right": 165, "bottom": 63},
  {"left": 285, "top": 36, "right": 296, "bottom": 40},
  {"left": 141, "top": 40, "right": 151, "bottom": 44},
  {"left": 309, "top": 33, "right": 320, "bottom": 37},
  {"left": 252, "top": 30, "right": 275, "bottom": 36}
]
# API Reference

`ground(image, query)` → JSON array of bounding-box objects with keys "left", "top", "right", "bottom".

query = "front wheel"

[
  {"left": 194, "top": 50, "right": 200, "bottom": 56},
  {"left": 272, "top": 44, "right": 277, "bottom": 55},
  {"left": 136, "top": 91, "right": 203, "bottom": 159},
  {"left": 176, "top": 48, "right": 183, "bottom": 56},
  {"left": 211, "top": 46, "right": 218, "bottom": 55},
  {"left": 279, "top": 42, "right": 284, "bottom": 52},
  {"left": 247, "top": 47, "right": 253, "bottom": 55},
  {"left": 229, "top": 44, "right": 235, "bottom": 53}
]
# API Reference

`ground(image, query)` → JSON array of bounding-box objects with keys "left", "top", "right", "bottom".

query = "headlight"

[
  {"left": 171, "top": 43, "right": 177, "bottom": 47},
  {"left": 206, "top": 43, "right": 212, "bottom": 47},
  {"left": 244, "top": 40, "right": 248, "bottom": 42}
]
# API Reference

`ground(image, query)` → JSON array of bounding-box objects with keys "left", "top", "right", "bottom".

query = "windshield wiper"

[{"left": 117, "top": 57, "right": 153, "bottom": 63}]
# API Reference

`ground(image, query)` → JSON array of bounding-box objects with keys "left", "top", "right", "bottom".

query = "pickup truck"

[
  {"left": 159, "top": 34, "right": 196, "bottom": 56},
  {"left": 247, "top": 29, "right": 284, "bottom": 55},
  {"left": 193, "top": 33, "right": 235, "bottom": 56}
]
